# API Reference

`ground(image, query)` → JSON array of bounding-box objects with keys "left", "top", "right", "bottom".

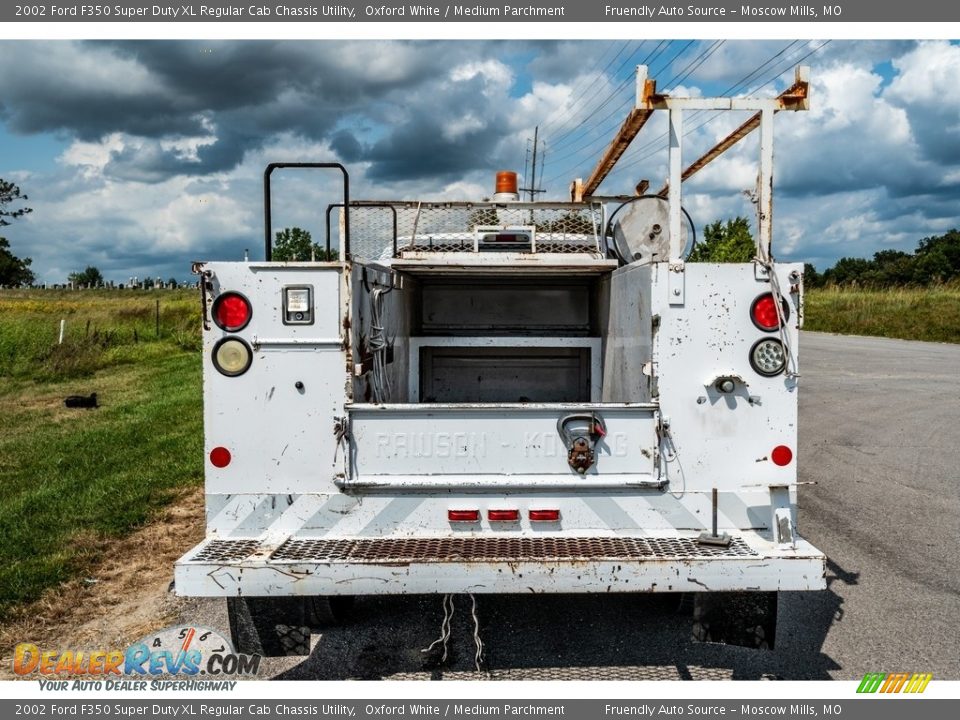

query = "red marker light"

[
  {"left": 213, "top": 292, "right": 252, "bottom": 331},
  {"left": 529, "top": 509, "right": 560, "bottom": 522},
  {"left": 488, "top": 509, "right": 520, "bottom": 522},
  {"left": 750, "top": 293, "right": 789, "bottom": 332},
  {"left": 771, "top": 445, "right": 793, "bottom": 466},
  {"left": 448, "top": 509, "right": 480, "bottom": 523},
  {"left": 210, "top": 446, "right": 232, "bottom": 468}
]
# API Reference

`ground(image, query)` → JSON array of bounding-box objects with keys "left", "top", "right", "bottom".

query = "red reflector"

[
  {"left": 213, "top": 292, "right": 251, "bottom": 331},
  {"left": 448, "top": 509, "right": 480, "bottom": 523},
  {"left": 751, "top": 293, "right": 787, "bottom": 332},
  {"left": 529, "top": 509, "right": 560, "bottom": 522},
  {"left": 488, "top": 509, "right": 520, "bottom": 522},
  {"left": 209, "top": 446, "right": 231, "bottom": 468},
  {"left": 771, "top": 445, "right": 793, "bottom": 466}
]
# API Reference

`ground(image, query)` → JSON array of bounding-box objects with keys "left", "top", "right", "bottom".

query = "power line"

[
  {"left": 542, "top": 39, "right": 830, "bottom": 194},
  {"left": 537, "top": 40, "right": 634, "bottom": 138}
]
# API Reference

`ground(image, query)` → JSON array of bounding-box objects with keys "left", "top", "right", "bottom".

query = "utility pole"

[{"left": 519, "top": 125, "right": 546, "bottom": 202}]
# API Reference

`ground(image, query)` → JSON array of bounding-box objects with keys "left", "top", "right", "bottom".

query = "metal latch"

[{"left": 557, "top": 413, "right": 607, "bottom": 474}]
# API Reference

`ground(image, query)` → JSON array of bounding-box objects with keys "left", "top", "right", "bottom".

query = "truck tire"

[
  {"left": 691, "top": 591, "right": 778, "bottom": 650},
  {"left": 227, "top": 597, "right": 312, "bottom": 657},
  {"left": 306, "top": 596, "right": 354, "bottom": 628}
]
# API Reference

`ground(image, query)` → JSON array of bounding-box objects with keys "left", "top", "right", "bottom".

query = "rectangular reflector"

[
  {"left": 448, "top": 509, "right": 480, "bottom": 522},
  {"left": 488, "top": 509, "right": 520, "bottom": 522},
  {"left": 529, "top": 509, "right": 560, "bottom": 522}
]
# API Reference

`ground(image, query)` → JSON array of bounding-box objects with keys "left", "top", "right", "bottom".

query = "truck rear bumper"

[{"left": 174, "top": 533, "right": 826, "bottom": 596}]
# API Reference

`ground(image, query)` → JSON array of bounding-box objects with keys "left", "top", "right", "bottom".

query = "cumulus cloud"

[{"left": 1, "top": 39, "right": 959, "bottom": 281}]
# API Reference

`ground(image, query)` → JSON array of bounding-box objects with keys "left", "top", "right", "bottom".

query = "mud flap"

[
  {"left": 691, "top": 591, "right": 778, "bottom": 649},
  {"left": 227, "top": 597, "right": 312, "bottom": 657}
]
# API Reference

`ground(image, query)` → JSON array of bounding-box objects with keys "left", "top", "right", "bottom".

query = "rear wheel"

[
  {"left": 691, "top": 591, "right": 778, "bottom": 649},
  {"left": 306, "top": 595, "right": 355, "bottom": 627},
  {"left": 227, "top": 597, "right": 311, "bottom": 657}
]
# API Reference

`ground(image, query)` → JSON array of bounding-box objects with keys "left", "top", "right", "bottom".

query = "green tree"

[
  {"left": 868, "top": 249, "right": 915, "bottom": 286},
  {"left": 273, "top": 227, "right": 336, "bottom": 261},
  {"left": 913, "top": 229, "right": 960, "bottom": 284},
  {"left": 823, "top": 257, "right": 871, "bottom": 286},
  {"left": 803, "top": 263, "right": 823, "bottom": 288},
  {"left": 69, "top": 266, "right": 104, "bottom": 287},
  {"left": 0, "top": 179, "right": 33, "bottom": 226},
  {"left": 686, "top": 216, "right": 756, "bottom": 263},
  {"left": 0, "top": 237, "right": 35, "bottom": 286}
]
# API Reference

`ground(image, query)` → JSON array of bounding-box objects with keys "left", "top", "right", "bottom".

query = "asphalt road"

[{"left": 177, "top": 332, "right": 960, "bottom": 680}]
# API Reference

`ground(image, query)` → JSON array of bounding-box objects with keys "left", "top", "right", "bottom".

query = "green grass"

[
  {"left": 805, "top": 285, "right": 960, "bottom": 344},
  {"left": 0, "top": 290, "right": 202, "bottom": 619},
  {"left": 0, "top": 289, "right": 200, "bottom": 380}
]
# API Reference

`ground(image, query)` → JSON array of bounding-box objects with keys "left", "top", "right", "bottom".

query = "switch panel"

[{"left": 282, "top": 285, "right": 313, "bottom": 325}]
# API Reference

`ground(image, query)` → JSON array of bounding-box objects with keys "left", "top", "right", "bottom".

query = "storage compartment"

[
  {"left": 420, "top": 279, "right": 594, "bottom": 336},
  {"left": 417, "top": 345, "right": 594, "bottom": 403},
  {"left": 352, "top": 268, "right": 615, "bottom": 405}
]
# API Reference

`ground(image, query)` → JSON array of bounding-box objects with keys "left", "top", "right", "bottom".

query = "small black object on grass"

[{"left": 64, "top": 392, "right": 98, "bottom": 409}]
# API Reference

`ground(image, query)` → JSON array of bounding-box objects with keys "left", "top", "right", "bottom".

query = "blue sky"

[{"left": 0, "top": 40, "right": 958, "bottom": 283}]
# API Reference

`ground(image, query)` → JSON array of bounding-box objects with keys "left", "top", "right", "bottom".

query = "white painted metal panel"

[
  {"left": 174, "top": 535, "right": 825, "bottom": 597},
  {"left": 650, "top": 262, "right": 802, "bottom": 491},
  {"left": 346, "top": 403, "right": 658, "bottom": 480},
  {"left": 202, "top": 262, "right": 347, "bottom": 495}
]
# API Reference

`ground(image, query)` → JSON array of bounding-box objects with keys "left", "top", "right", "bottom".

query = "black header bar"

[{"left": 2, "top": 1, "right": 957, "bottom": 23}]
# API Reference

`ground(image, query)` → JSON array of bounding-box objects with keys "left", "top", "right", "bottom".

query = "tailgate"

[{"left": 342, "top": 402, "right": 661, "bottom": 491}]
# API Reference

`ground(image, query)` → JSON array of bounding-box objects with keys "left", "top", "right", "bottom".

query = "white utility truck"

[{"left": 176, "top": 65, "right": 826, "bottom": 657}]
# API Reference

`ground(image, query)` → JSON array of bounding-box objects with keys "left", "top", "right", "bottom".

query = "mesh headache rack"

[{"left": 326, "top": 200, "right": 606, "bottom": 262}]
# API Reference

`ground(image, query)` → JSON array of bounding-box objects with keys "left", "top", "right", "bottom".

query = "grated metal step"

[{"left": 188, "top": 536, "right": 758, "bottom": 564}]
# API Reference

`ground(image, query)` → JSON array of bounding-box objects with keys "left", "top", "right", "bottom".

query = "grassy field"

[
  {"left": 0, "top": 290, "right": 203, "bottom": 619},
  {"left": 805, "top": 285, "right": 960, "bottom": 344}
]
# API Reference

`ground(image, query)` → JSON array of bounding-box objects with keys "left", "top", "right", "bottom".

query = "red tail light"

[
  {"left": 213, "top": 292, "right": 252, "bottom": 331},
  {"left": 529, "top": 509, "right": 560, "bottom": 522},
  {"left": 209, "top": 446, "right": 232, "bottom": 468},
  {"left": 488, "top": 509, "right": 520, "bottom": 522},
  {"left": 771, "top": 445, "right": 793, "bottom": 466},
  {"left": 750, "top": 293, "right": 789, "bottom": 332},
  {"left": 448, "top": 509, "right": 480, "bottom": 523}
]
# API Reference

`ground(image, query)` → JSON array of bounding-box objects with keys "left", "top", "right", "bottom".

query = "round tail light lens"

[
  {"left": 210, "top": 447, "right": 232, "bottom": 468},
  {"left": 212, "top": 292, "right": 251, "bottom": 331},
  {"left": 212, "top": 337, "right": 253, "bottom": 377},
  {"left": 771, "top": 445, "right": 793, "bottom": 466},
  {"left": 749, "top": 338, "right": 786, "bottom": 377},
  {"left": 750, "top": 293, "right": 789, "bottom": 332}
]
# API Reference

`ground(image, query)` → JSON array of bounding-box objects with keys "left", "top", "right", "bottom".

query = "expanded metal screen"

[{"left": 331, "top": 202, "right": 605, "bottom": 261}]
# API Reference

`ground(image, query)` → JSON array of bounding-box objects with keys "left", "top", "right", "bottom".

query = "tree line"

[
  {"left": 803, "top": 230, "right": 960, "bottom": 288},
  {"left": 687, "top": 216, "right": 960, "bottom": 288}
]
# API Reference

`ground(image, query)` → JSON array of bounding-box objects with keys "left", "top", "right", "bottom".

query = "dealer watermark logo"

[
  {"left": 13, "top": 625, "right": 260, "bottom": 684},
  {"left": 857, "top": 672, "right": 932, "bottom": 694}
]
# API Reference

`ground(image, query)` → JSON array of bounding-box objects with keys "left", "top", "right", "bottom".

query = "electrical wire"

[
  {"left": 470, "top": 593, "right": 484, "bottom": 672},
  {"left": 369, "top": 286, "right": 391, "bottom": 404},
  {"left": 420, "top": 593, "right": 455, "bottom": 664}
]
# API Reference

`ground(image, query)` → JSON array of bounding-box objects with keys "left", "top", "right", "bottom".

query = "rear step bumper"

[{"left": 174, "top": 533, "right": 826, "bottom": 596}]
